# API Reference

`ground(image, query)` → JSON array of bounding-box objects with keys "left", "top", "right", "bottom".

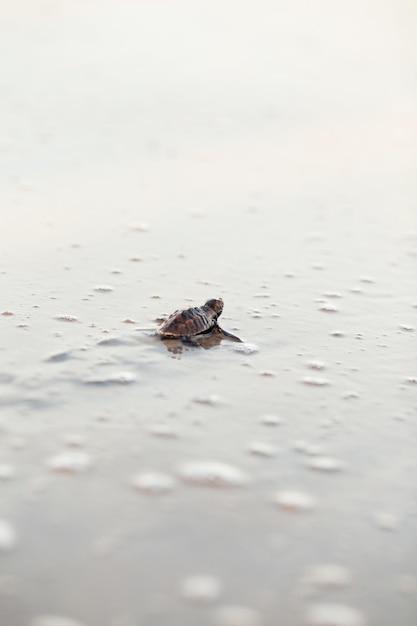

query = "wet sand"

[{"left": 1, "top": 1, "right": 417, "bottom": 625}]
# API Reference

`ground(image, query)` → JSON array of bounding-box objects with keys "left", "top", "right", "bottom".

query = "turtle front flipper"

[{"left": 216, "top": 325, "right": 242, "bottom": 343}]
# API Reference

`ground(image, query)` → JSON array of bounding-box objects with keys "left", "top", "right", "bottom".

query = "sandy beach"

[{"left": 1, "top": 1, "right": 416, "bottom": 625}]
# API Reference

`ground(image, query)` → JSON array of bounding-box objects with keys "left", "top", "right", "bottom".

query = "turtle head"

[{"left": 204, "top": 298, "right": 224, "bottom": 319}]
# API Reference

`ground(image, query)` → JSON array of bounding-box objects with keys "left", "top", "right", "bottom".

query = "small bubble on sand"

[
  {"left": 149, "top": 424, "right": 178, "bottom": 438},
  {"left": 260, "top": 414, "right": 282, "bottom": 426},
  {"left": 178, "top": 462, "right": 247, "bottom": 488},
  {"left": 303, "top": 565, "right": 352, "bottom": 591},
  {"left": 0, "top": 464, "right": 15, "bottom": 479},
  {"left": 46, "top": 351, "right": 73, "bottom": 363},
  {"left": 128, "top": 222, "right": 149, "bottom": 232},
  {"left": 85, "top": 371, "right": 137, "bottom": 385},
  {"left": 64, "top": 434, "right": 86, "bottom": 447},
  {"left": 359, "top": 276, "right": 374, "bottom": 283},
  {"left": 54, "top": 315, "right": 78, "bottom": 322},
  {"left": 374, "top": 512, "right": 399, "bottom": 531},
  {"left": 330, "top": 331, "right": 345, "bottom": 337},
  {"left": 303, "top": 445, "right": 324, "bottom": 457},
  {"left": 93, "top": 285, "right": 114, "bottom": 292},
  {"left": 319, "top": 304, "right": 339, "bottom": 313},
  {"left": 302, "top": 377, "right": 330, "bottom": 387},
  {"left": 212, "top": 605, "right": 262, "bottom": 626},
  {"left": 309, "top": 457, "right": 345, "bottom": 472},
  {"left": 274, "top": 490, "right": 317, "bottom": 512},
  {"left": 323, "top": 292, "right": 343, "bottom": 298},
  {"left": 30, "top": 617, "right": 87, "bottom": 626},
  {"left": 47, "top": 451, "right": 92, "bottom": 473},
  {"left": 131, "top": 472, "right": 174, "bottom": 495},
  {"left": 192, "top": 394, "right": 223, "bottom": 406},
  {"left": 342, "top": 391, "right": 360, "bottom": 399},
  {"left": 399, "top": 324, "right": 415, "bottom": 331},
  {"left": 0, "top": 519, "right": 17, "bottom": 551},
  {"left": 180, "top": 575, "right": 221, "bottom": 603},
  {"left": 190, "top": 209, "right": 206, "bottom": 218},
  {"left": 259, "top": 370, "right": 275, "bottom": 377},
  {"left": 306, "top": 603, "right": 366, "bottom": 626},
  {"left": 92, "top": 534, "right": 122, "bottom": 556},
  {"left": 406, "top": 376, "right": 417, "bottom": 384},
  {"left": 306, "top": 232, "right": 325, "bottom": 241},
  {"left": 122, "top": 318, "right": 137, "bottom": 324},
  {"left": 292, "top": 440, "right": 308, "bottom": 452},
  {"left": 249, "top": 441, "right": 277, "bottom": 457},
  {"left": 96, "top": 414, "right": 110, "bottom": 422},
  {"left": 307, "top": 360, "right": 327, "bottom": 370}
]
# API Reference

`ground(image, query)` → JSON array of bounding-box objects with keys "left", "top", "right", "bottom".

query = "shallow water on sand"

[{"left": 1, "top": 1, "right": 417, "bottom": 625}]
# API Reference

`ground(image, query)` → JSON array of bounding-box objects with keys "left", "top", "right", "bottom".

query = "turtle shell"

[{"left": 158, "top": 298, "right": 224, "bottom": 338}]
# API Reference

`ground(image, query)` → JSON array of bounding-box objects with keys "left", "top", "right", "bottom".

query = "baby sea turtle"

[{"left": 157, "top": 298, "right": 242, "bottom": 343}]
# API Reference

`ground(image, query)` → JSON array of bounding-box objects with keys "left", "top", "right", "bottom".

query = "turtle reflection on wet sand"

[{"left": 157, "top": 298, "right": 242, "bottom": 344}]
